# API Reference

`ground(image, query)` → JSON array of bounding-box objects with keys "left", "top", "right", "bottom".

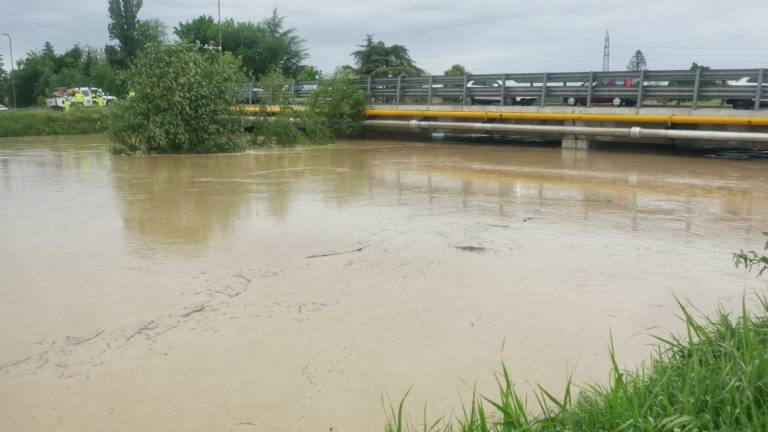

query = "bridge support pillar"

[
  {"left": 561, "top": 120, "right": 593, "bottom": 149},
  {"left": 561, "top": 135, "right": 592, "bottom": 149}
]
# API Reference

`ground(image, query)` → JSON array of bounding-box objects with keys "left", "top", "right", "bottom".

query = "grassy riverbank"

[
  {"left": 0, "top": 108, "right": 110, "bottom": 137},
  {"left": 387, "top": 298, "right": 768, "bottom": 431}
]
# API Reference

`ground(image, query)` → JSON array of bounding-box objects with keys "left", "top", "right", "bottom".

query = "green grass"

[
  {"left": 0, "top": 107, "right": 110, "bottom": 137},
  {"left": 386, "top": 297, "right": 768, "bottom": 432}
]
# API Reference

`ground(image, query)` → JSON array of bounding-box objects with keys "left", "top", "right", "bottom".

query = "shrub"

[
  {"left": 307, "top": 69, "right": 368, "bottom": 138},
  {"left": 109, "top": 43, "right": 247, "bottom": 154},
  {"left": 252, "top": 68, "right": 367, "bottom": 146}
]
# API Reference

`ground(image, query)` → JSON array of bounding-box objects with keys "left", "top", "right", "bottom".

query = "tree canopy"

[
  {"left": 106, "top": 0, "right": 144, "bottom": 68},
  {"left": 626, "top": 50, "right": 648, "bottom": 71},
  {"left": 351, "top": 34, "right": 423, "bottom": 78},
  {"left": 444, "top": 64, "right": 470, "bottom": 76},
  {"left": 174, "top": 9, "right": 308, "bottom": 78},
  {"left": 8, "top": 42, "right": 123, "bottom": 106}
]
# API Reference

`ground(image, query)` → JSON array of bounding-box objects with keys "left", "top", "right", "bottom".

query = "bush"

[
  {"left": 307, "top": 69, "right": 368, "bottom": 138},
  {"left": 109, "top": 43, "right": 247, "bottom": 154},
  {"left": 252, "top": 68, "right": 367, "bottom": 146}
]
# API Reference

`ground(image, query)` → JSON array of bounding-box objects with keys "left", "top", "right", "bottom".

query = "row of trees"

[{"left": 0, "top": 0, "right": 327, "bottom": 107}]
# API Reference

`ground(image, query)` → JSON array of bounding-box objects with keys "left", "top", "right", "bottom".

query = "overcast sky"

[{"left": 1, "top": 0, "right": 767, "bottom": 74}]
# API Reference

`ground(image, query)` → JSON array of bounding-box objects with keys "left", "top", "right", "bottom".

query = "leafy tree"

[
  {"left": 136, "top": 18, "right": 168, "bottom": 48},
  {"left": 0, "top": 54, "right": 7, "bottom": 105},
  {"left": 106, "top": 0, "right": 144, "bottom": 69},
  {"left": 258, "top": 9, "right": 307, "bottom": 77},
  {"left": 174, "top": 15, "right": 217, "bottom": 49},
  {"left": 351, "top": 34, "right": 423, "bottom": 78},
  {"left": 626, "top": 50, "right": 647, "bottom": 71},
  {"left": 109, "top": 43, "right": 247, "bottom": 154},
  {"left": 690, "top": 62, "right": 711, "bottom": 72},
  {"left": 175, "top": 9, "right": 307, "bottom": 79},
  {"left": 444, "top": 64, "right": 470, "bottom": 76},
  {"left": 297, "top": 65, "right": 322, "bottom": 81},
  {"left": 10, "top": 51, "right": 55, "bottom": 106},
  {"left": 7, "top": 41, "right": 127, "bottom": 106}
]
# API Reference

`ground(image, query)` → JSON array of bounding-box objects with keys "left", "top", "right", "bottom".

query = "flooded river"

[{"left": 1, "top": 135, "right": 767, "bottom": 431}]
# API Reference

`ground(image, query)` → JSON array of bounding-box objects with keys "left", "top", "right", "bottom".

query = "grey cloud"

[{"left": 1, "top": 0, "right": 766, "bottom": 74}]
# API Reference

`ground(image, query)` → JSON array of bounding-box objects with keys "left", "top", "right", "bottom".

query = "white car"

[{"left": 0, "top": 104, "right": 8, "bottom": 111}]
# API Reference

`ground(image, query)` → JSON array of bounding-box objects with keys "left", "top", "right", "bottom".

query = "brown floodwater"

[{"left": 1, "top": 135, "right": 767, "bottom": 431}]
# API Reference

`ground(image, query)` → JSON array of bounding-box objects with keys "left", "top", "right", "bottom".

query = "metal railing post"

[
  {"left": 396, "top": 75, "right": 402, "bottom": 104},
  {"left": 367, "top": 76, "right": 372, "bottom": 101},
  {"left": 248, "top": 82, "right": 253, "bottom": 105},
  {"left": 692, "top": 68, "right": 701, "bottom": 109},
  {"left": 540, "top": 72, "right": 548, "bottom": 107},
  {"left": 463, "top": 74, "right": 469, "bottom": 105},
  {"left": 586, "top": 71, "right": 593, "bottom": 108},
  {"left": 636, "top": 70, "right": 645, "bottom": 108},
  {"left": 427, "top": 75, "right": 433, "bottom": 105},
  {"left": 500, "top": 73, "right": 507, "bottom": 106},
  {"left": 755, "top": 69, "right": 764, "bottom": 111}
]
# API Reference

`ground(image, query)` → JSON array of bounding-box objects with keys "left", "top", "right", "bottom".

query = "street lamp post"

[{"left": 1, "top": 32, "right": 16, "bottom": 108}]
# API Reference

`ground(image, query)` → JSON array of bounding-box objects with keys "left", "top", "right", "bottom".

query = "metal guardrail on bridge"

[{"left": 241, "top": 68, "right": 767, "bottom": 110}]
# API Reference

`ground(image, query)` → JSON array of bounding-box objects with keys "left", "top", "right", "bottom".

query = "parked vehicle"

[
  {"left": 724, "top": 77, "right": 768, "bottom": 109},
  {"left": 0, "top": 104, "right": 8, "bottom": 111},
  {"left": 45, "top": 87, "right": 117, "bottom": 109},
  {"left": 245, "top": 83, "right": 316, "bottom": 104},
  {"left": 465, "top": 79, "right": 537, "bottom": 106},
  {"left": 564, "top": 78, "right": 637, "bottom": 106}
]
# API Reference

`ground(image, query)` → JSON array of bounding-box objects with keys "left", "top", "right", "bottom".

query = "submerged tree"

[
  {"left": 109, "top": 43, "right": 247, "bottom": 154},
  {"left": 626, "top": 50, "right": 648, "bottom": 71},
  {"left": 351, "top": 34, "right": 423, "bottom": 78}
]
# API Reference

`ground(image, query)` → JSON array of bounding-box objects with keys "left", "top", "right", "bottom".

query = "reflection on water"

[
  {"left": 1, "top": 135, "right": 768, "bottom": 432},
  {"left": 100, "top": 140, "right": 768, "bottom": 251}
]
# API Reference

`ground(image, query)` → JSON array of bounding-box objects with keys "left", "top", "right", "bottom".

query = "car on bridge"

[
  {"left": 724, "top": 77, "right": 768, "bottom": 109},
  {"left": 564, "top": 78, "right": 638, "bottom": 107},
  {"left": 465, "top": 79, "right": 537, "bottom": 106}
]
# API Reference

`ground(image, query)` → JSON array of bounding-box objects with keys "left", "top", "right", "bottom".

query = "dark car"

[{"left": 564, "top": 78, "right": 637, "bottom": 107}]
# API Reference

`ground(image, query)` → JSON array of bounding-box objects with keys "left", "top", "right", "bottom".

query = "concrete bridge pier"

[
  {"left": 561, "top": 120, "right": 592, "bottom": 149},
  {"left": 561, "top": 135, "right": 593, "bottom": 149}
]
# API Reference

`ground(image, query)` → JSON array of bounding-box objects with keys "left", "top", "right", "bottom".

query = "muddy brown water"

[{"left": 1, "top": 135, "right": 767, "bottom": 431}]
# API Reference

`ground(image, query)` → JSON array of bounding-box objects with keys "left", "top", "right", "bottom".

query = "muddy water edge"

[{"left": 1, "top": 134, "right": 767, "bottom": 431}]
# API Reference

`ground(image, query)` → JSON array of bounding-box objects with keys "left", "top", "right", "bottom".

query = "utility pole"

[
  {"left": 2, "top": 32, "right": 16, "bottom": 108},
  {"left": 217, "top": 0, "right": 222, "bottom": 53},
  {"left": 602, "top": 30, "right": 610, "bottom": 72}
]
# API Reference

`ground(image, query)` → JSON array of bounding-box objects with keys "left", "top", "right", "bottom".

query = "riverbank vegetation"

[
  {"left": 386, "top": 296, "right": 768, "bottom": 432},
  {"left": 109, "top": 44, "right": 246, "bottom": 154},
  {"left": 0, "top": 108, "right": 110, "bottom": 137},
  {"left": 251, "top": 69, "right": 367, "bottom": 147}
]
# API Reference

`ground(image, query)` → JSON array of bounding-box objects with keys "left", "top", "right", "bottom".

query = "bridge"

[{"left": 244, "top": 68, "right": 768, "bottom": 149}]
